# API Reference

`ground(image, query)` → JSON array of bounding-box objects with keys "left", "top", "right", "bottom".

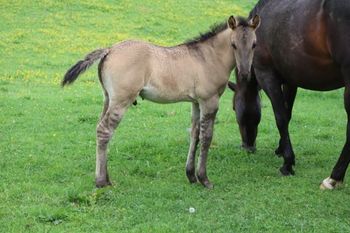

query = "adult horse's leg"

[
  {"left": 275, "top": 85, "right": 297, "bottom": 155},
  {"left": 255, "top": 68, "right": 295, "bottom": 175},
  {"left": 95, "top": 101, "right": 128, "bottom": 188},
  {"left": 197, "top": 97, "right": 219, "bottom": 189},
  {"left": 321, "top": 67, "right": 350, "bottom": 189},
  {"left": 186, "top": 103, "right": 200, "bottom": 183}
]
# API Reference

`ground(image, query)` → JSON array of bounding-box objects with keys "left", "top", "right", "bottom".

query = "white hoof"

[{"left": 320, "top": 177, "right": 342, "bottom": 190}]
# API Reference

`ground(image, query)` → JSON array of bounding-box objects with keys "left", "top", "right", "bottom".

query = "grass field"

[{"left": 1, "top": 0, "right": 350, "bottom": 232}]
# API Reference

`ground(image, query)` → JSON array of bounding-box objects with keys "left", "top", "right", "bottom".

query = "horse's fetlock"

[{"left": 186, "top": 168, "right": 197, "bottom": 183}]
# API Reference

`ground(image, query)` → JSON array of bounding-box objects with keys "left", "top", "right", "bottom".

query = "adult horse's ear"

[
  {"left": 228, "top": 81, "right": 236, "bottom": 92},
  {"left": 250, "top": 15, "right": 261, "bottom": 29},
  {"left": 228, "top": 16, "right": 237, "bottom": 30}
]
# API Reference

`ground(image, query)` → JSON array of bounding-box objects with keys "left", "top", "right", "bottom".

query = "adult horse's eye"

[
  {"left": 231, "top": 43, "right": 237, "bottom": 49},
  {"left": 252, "top": 43, "right": 257, "bottom": 49}
]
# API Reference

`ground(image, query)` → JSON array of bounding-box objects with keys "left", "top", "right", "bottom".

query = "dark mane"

[
  {"left": 184, "top": 17, "right": 251, "bottom": 48},
  {"left": 249, "top": 0, "right": 270, "bottom": 18},
  {"left": 184, "top": 22, "right": 227, "bottom": 47}
]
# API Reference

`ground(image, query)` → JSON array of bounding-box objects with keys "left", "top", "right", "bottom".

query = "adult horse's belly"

[{"left": 276, "top": 54, "right": 344, "bottom": 91}]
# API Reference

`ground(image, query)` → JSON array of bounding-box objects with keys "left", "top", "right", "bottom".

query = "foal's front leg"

[
  {"left": 197, "top": 98, "right": 219, "bottom": 189},
  {"left": 186, "top": 103, "right": 200, "bottom": 183}
]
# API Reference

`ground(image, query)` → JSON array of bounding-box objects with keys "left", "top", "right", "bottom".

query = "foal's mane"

[
  {"left": 184, "top": 17, "right": 250, "bottom": 48},
  {"left": 249, "top": 0, "right": 270, "bottom": 18}
]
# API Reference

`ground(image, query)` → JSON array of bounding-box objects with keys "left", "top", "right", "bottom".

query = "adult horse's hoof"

[
  {"left": 241, "top": 145, "right": 256, "bottom": 153},
  {"left": 279, "top": 166, "right": 295, "bottom": 176},
  {"left": 320, "top": 177, "right": 343, "bottom": 190},
  {"left": 95, "top": 179, "right": 112, "bottom": 188}
]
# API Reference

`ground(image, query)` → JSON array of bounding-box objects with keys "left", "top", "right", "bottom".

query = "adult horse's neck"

[{"left": 249, "top": 0, "right": 270, "bottom": 18}]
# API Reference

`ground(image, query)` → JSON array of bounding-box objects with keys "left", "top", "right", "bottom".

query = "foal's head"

[{"left": 227, "top": 15, "right": 260, "bottom": 79}]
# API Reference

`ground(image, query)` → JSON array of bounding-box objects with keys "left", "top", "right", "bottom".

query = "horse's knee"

[
  {"left": 200, "top": 132, "right": 213, "bottom": 147},
  {"left": 199, "top": 119, "right": 215, "bottom": 146}
]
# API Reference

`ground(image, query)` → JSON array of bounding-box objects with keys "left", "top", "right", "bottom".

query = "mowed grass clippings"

[{"left": 1, "top": 0, "right": 350, "bottom": 232}]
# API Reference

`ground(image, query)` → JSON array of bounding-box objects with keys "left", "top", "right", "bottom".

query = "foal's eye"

[
  {"left": 231, "top": 43, "right": 237, "bottom": 49},
  {"left": 252, "top": 43, "right": 257, "bottom": 49}
]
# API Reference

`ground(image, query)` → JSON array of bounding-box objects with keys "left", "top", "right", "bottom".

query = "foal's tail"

[{"left": 62, "top": 48, "right": 110, "bottom": 86}]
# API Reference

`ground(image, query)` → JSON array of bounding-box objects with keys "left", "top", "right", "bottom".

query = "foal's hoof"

[
  {"left": 95, "top": 179, "right": 112, "bottom": 188},
  {"left": 320, "top": 177, "right": 343, "bottom": 190},
  {"left": 186, "top": 174, "right": 198, "bottom": 184},
  {"left": 197, "top": 176, "right": 214, "bottom": 189},
  {"left": 201, "top": 180, "right": 214, "bottom": 189},
  {"left": 279, "top": 166, "right": 295, "bottom": 176},
  {"left": 186, "top": 169, "right": 198, "bottom": 184}
]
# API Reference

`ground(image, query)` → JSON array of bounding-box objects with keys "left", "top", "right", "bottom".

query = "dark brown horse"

[{"left": 228, "top": 0, "right": 350, "bottom": 189}]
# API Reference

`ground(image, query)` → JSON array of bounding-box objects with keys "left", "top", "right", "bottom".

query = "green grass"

[{"left": 1, "top": 0, "right": 350, "bottom": 232}]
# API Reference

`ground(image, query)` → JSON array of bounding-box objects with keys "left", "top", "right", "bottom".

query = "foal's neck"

[{"left": 207, "top": 28, "right": 236, "bottom": 74}]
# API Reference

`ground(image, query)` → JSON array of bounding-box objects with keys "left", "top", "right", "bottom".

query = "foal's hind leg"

[
  {"left": 100, "top": 90, "right": 109, "bottom": 120},
  {"left": 186, "top": 103, "right": 200, "bottom": 183},
  {"left": 197, "top": 97, "right": 219, "bottom": 189},
  {"left": 95, "top": 101, "right": 128, "bottom": 188}
]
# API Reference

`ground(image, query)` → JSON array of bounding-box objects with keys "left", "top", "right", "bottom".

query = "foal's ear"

[
  {"left": 228, "top": 16, "right": 237, "bottom": 30},
  {"left": 228, "top": 81, "right": 237, "bottom": 92},
  {"left": 250, "top": 15, "right": 261, "bottom": 29}
]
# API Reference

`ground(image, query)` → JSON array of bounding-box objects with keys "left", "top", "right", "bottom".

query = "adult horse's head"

[
  {"left": 227, "top": 15, "right": 261, "bottom": 79},
  {"left": 228, "top": 70, "right": 261, "bottom": 153}
]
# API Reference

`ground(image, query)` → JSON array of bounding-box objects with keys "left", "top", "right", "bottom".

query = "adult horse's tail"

[{"left": 62, "top": 48, "right": 110, "bottom": 86}]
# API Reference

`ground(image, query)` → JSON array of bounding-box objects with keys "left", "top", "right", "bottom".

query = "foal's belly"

[{"left": 139, "top": 84, "right": 194, "bottom": 104}]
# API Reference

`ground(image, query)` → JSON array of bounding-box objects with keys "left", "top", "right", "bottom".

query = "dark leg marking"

[
  {"left": 197, "top": 109, "right": 218, "bottom": 189},
  {"left": 95, "top": 106, "right": 125, "bottom": 188},
  {"left": 186, "top": 103, "right": 200, "bottom": 183}
]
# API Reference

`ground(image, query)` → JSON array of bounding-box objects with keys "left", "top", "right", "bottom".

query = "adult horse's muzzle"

[{"left": 238, "top": 70, "right": 251, "bottom": 80}]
